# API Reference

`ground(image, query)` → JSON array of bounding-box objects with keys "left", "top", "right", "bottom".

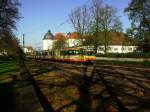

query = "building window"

[
  {"left": 114, "top": 48, "right": 118, "bottom": 51},
  {"left": 108, "top": 47, "right": 111, "bottom": 50},
  {"left": 121, "top": 47, "right": 125, "bottom": 51},
  {"left": 128, "top": 48, "right": 132, "bottom": 51}
]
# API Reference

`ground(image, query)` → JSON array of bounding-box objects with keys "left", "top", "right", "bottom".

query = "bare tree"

[
  {"left": 0, "top": 0, "right": 26, "bottom": 77},
  {"left": 69, "top": 5, "right": 90, "bottom": 45},
  {"left": 0, "top": 0, "right": 21, "bottom": 56},
  {"left": 0, "top": 0, "right": 20, "bottom": 32}
]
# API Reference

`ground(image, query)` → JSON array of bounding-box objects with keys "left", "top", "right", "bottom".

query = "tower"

[{"left": 42, "top": 30, "right": 54, "bottom": 50}]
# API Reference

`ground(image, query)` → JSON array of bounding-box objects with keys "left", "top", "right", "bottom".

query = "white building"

[
  {"left": 95, "top": 45, "right": 137, "bottom": 53},
  {"left": 43, "top": 30, "right": 55, "bottom": 50},
  {"left": 105, "top": 32, "right": 137, "bottom": 53},
  {"left": 65, "top": 32, "right": 81, "bottom": 47},
  {"left": 23, "top": 46, "right": 34, "bottom": 53}
]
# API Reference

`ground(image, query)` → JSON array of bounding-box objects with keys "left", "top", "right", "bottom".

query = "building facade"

[{"left": 23, "top": 46, "right": 34, "bottom": 53}]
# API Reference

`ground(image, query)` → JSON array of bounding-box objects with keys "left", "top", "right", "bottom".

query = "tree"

[
  {"left": 112, "top": 18, "right": 123, "bottom": 33},
  {"left": 0, "top": 0, "right": 21, "bottom": 56},
  {"left": 69, "top": 5, "right": 90, "bottom": 45},
  {"left": 0, "top": 0, "right": 20, "bottom": 32},
  {"left": 125, "top": 0, "right": 150, "bottom": 52},
  {"left": 0, "top": 0, "right": 27, "bottom": 80},
  {"left": 86, "top": 0, "right": 122, "bottom": 53},
  {"left": 53, "top": 33, "right": 66, "bottom": 50},
  {"left": 85, "top": 0, "right": 103, "bottom": 54}
]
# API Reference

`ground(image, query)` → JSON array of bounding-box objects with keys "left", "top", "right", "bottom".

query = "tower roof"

[{"left": 43, "top": 30, "right": 54, "bottom": 40}]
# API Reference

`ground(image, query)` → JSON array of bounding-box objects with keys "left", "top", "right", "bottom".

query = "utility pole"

[{"left": 23, "top": 34, "right": 25, "bottom": 48}]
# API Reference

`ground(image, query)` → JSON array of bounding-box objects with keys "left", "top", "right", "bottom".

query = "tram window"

[
  {"left": 75, "top": 50, "right": 79, "bottom": 55},
  {"left": 61, "top": 50, "right": 83, "bottom": 55},
  {"left": 68, "top": 50, "right": 72, "bottom": 54},
  {"left": 67, "top": 50, "right": 77, "bottom": 55}
]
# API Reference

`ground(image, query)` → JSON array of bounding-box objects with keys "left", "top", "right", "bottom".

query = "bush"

[
  {"left": 96, "top": 52, "right": 150, "bottom": 58},
  {"left": 0, "top": 56, "right": 13, "bottom": 61}
]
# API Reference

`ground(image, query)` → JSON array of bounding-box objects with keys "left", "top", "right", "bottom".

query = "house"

[
  {"left": 65, "top": 32, "right": 81, "bottom": 47},
  {"left": 97, "top": 32, "right": 137, "bottom": 53},
  {"left": 23, "top": 46, "right": 34, "bottom": 53}
]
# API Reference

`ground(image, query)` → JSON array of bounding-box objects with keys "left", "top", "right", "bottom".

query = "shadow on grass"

[
  {"left": 26, "top": 60, "right": 150, "bottom": 112},
  {"left": 0, "top": 82, "right": 15, "bottom": 112}
]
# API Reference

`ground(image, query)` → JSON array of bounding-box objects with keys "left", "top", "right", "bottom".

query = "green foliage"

[
  {"left": 53, "top": 38, "right": 66, "bottom": 50},
  {"left": 125, "top": 0, "right": 150, "bottom": 52},
  {"left": 96, "top": 52, "right": 150, "bottom": 58}
]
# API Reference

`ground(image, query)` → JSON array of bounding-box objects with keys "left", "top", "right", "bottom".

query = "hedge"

[{"left": 96, "top": 52, "right": 150, "bottom": 58}]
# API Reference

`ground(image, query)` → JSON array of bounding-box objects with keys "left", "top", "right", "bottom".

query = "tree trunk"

[{"left": 94, "top": 45, "right": 98, "bottom": 54}]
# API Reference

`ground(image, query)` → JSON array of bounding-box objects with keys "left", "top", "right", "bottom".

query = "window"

[
  {"left": 121, "top": 47, "right": 125, "bottom": 51},
  {"left": 114, "top": 48, "right": 118, "bottom": 51},
  {"left": 128, "top": 48, "right": 132, "bottom": 51},
  {"left": 108, "top": 47, "right": 111, "bottom": 50}
]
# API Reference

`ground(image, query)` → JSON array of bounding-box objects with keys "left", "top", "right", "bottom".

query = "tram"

[{"left": 35, "top": 47, "right": 96, "bottom": 62}]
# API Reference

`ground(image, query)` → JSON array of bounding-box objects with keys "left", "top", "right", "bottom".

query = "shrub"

[{"left": 96, "top": 52, "right": 150, "bottom": 58}]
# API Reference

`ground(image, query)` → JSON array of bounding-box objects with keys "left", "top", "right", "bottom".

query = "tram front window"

[
  {"left": 61, "top": 50, "right": 87, "bottom": 55},
  {"left": 68, "top": 50, "right": 79, "bottom": 55}
]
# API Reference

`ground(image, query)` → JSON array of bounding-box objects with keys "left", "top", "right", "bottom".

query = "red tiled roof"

[
  {"left": 24, "top": 46, "right": 33, "bottom": 50},
  {"left": 110, "top": 32, "right": 136, "bottom": 45},
  {"left": 66, "top": 32, "right": 79, "bottom": 39}
]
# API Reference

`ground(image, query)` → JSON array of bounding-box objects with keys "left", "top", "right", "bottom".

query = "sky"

[{"left": 16, "top": 0, "right": 131, "bottom": 49}]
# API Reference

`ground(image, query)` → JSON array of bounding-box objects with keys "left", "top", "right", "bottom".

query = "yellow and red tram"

[
  {"left": 48, "top": 47, "right": 96, "bottom": 62},
  {"left": 30, "top": 47, "right": 96, "bottom": 62}
]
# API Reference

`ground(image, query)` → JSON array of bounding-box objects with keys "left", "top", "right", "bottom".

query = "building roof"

[
  {"left": 43, "top": 30, "right": 54, "bottom": 40},
  {"left": 66, "top": 32, "right": 79, "bottom": 39},
  {"left": 110, "top": 32, "right": 136, "bottom": 46},
  {"left": 55, "top": 32, "right": 64, "bottom": 40},
  {"left": 24, "top": 46, "right": 33, "bottom": 50}
]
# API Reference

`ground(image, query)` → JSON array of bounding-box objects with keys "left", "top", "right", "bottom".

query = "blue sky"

[{"left": 16, "top": 0, "right": 131, "bottom": 49}]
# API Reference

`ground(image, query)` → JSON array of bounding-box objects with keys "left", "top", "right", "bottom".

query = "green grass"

[{"left": 0, "top": 61, "right": 20, "bottom": 83}]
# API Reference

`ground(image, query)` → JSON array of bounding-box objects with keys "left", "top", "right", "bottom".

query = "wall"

[
  {"left": 66, "top": 39, "right": 81, "bottom": 47},
  {"left": 43, "top": 39, "right": 54, "bottom": 50},
  {"left": 97, "top": 45, "right": 137, "bottom": 53}
]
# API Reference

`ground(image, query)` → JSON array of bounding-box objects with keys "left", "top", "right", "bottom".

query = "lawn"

[
  {"left": 0, "top": 60, "right": 20, "bottom": 83},
  {"left": 0, "top": 60, "right": 20, "bottom": 111}
]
